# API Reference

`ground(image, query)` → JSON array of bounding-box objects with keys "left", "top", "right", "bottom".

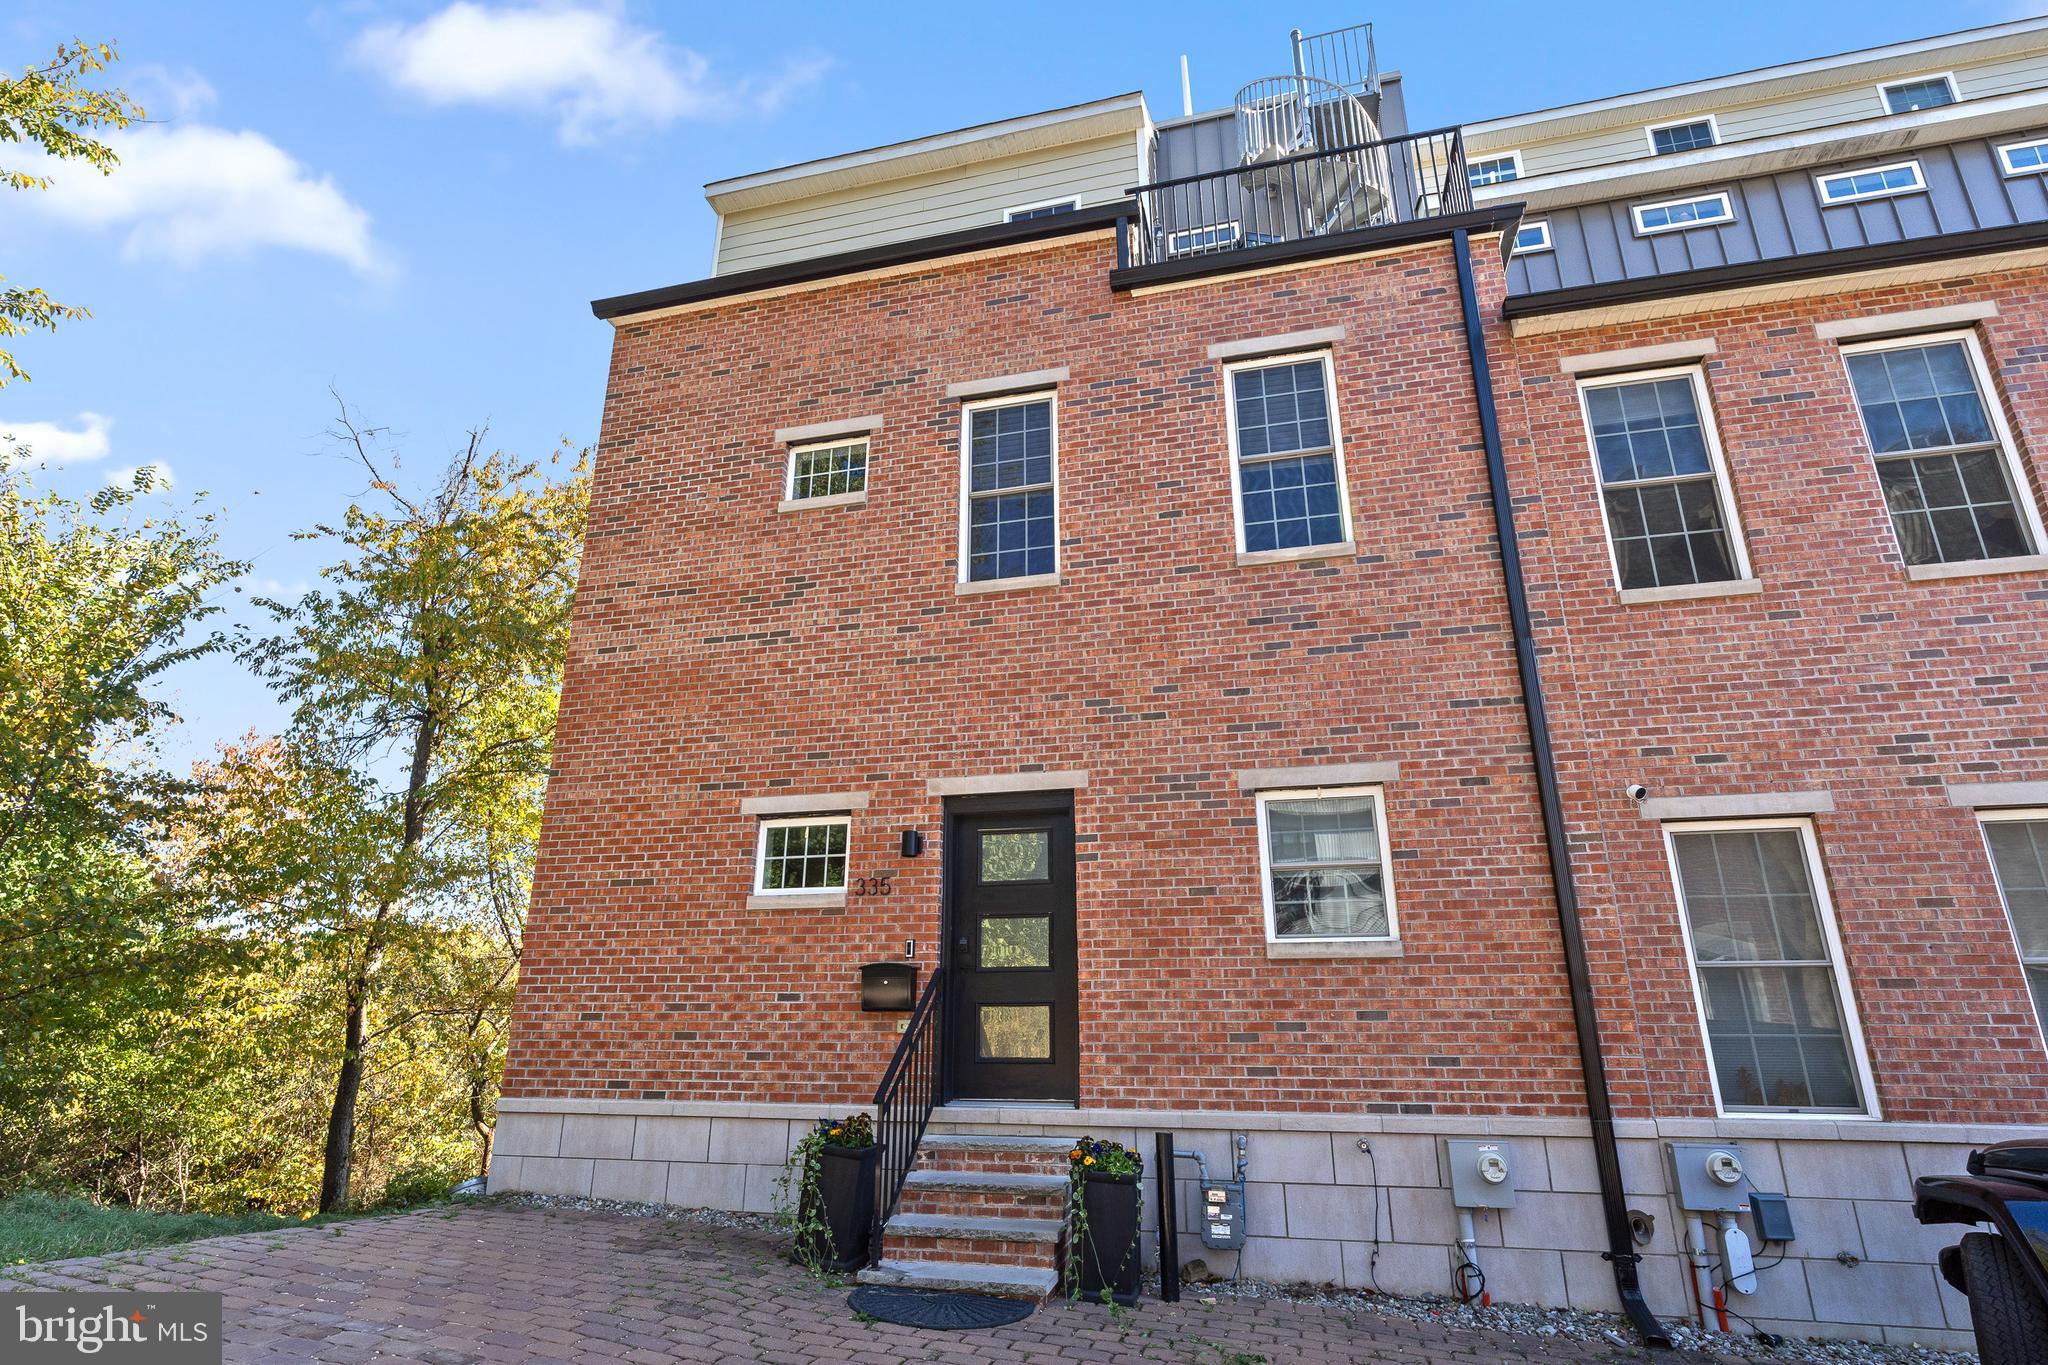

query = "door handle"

[{"left": 955, "top": 936, "right": 969, "bottom": 948}]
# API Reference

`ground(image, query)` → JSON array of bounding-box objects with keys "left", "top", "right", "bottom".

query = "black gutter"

[
  {"left": 1450, "top": 227, "right": 1674, "bottom": 1351},
  {"left": 1503, "top": 218, "right": 2048, "bottom": 321},
  {"left": 1108, "top": 205, "right": 1521, "bottom": 293},
  {"left": 592, "top": 200, "right": 1133, "bottom": 320}
]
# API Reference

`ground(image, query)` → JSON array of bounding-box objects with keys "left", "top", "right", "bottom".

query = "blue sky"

[{"left": 2, "top": 0, "right": 2029, "bottom": 763}]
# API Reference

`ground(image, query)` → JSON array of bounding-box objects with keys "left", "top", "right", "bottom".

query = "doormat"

[{"left": 846, "top": 1286, "right": 1036, "bottom": 1329}]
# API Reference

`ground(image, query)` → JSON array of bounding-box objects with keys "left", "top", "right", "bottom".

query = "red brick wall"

[
  {"left": 1496, "top": 271, "right": 2048, "bottom": 1124},
  {"left": 504, "top": 229, "right": 2048, "bottom": 1126},
  {"left": 502, "top": 232, "right": 1593, "bottom": 1116}
]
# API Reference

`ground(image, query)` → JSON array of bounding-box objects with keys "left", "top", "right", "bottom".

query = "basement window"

[
  {"left": 1879, "top": 74, "right": 1957, "bottom": 115},
  {"left": 1256, "top": 787, "right": 1397, "bottom": 943},
  {"left": 1577, "top": 367, "right": 1751, "bottom": 592},
  {"left": 753, "top": 817, "right": 849, "bottom": 895},
  {"left": 1840, "top": 332, "right": 2045, "bottom": 567},
  {"left": 1666, "top": 821, "right": 1875, "bottom": 1116},
  {"left": 1980, "top": 811, "right": 2048, "bottom": 1046}
]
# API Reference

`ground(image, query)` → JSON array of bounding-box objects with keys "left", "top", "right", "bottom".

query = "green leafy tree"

[
  {"left": 243, "top": 405, "right": 586, "bottom": 1211},
  {"left": 1, "top": 40, "right": 145, "bottom": 385},
  {"left": 0, "top": 464, "right": 245, "bottom": 1165}
]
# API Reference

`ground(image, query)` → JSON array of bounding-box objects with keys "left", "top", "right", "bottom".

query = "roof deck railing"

[{"left": 1124, "top": 125, "right": 1471, "bottom": 270}]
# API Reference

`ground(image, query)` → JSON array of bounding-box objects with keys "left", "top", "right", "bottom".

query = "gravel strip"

[
  {"left": 1190, "top": 1275, "right": 1974, "bottom": 1364},
  {"left": 497, "top": 1195, "right": 1973, "bottom": 1363}
]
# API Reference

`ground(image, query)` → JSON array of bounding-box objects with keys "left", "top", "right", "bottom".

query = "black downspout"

[{"left": 1449, "top": 228, "right": 1674, "bottom": 1350}]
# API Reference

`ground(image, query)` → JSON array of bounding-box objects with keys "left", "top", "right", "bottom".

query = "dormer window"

[
  {"left": 1467, "top": 152, "right": 1523, "bottom": 187},
  {"left": 1006, "top": 199, "right": 1079, "bottom": 223},
  {"left": 1647, "top": 116, "right": 1718, "bottom": 156},
  {"left": 1879, "top": 74, "right": 1957, "bottom": 115}
]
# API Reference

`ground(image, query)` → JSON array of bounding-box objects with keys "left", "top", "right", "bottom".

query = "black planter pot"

[
  {"left": 798, "top": 1142, "right": 879, "bottom": 1273},
  {"left": 1073, "top": 1172, "right": 1142, "bottom": 1306}
]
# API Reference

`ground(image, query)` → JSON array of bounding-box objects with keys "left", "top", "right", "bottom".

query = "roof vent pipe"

[
  {"left": 1448, "top": 226, "right": 1675, "bottom": 1351},
  {"left": 1180, "top": 54, "right": 1193, "bottom": 118}
]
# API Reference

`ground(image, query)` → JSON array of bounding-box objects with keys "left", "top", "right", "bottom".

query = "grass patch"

[{"left": 0, "top": 1191, "right": 361, "bottom": 1266}]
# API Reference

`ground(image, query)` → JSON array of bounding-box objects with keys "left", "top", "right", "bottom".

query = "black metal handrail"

[
  {"left": 1125, "top": 126, "right": 1470, "bottom": 269},
  {"left": 868, "top": 965, "right": 947, "bottom": 1264}
]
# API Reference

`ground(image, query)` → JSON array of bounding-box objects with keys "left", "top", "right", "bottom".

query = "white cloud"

[
  {"left": 107, "top": 461, "right": 175, "bottom": 491},
  {"left": 2, "top": 412, "right": 114, "bottom": 467},
  {"left": 21, "top": 123, "right": 385, "bottom": 277},
  {"left": 351, "top": 2, "right": 830, "bottom": 144}
]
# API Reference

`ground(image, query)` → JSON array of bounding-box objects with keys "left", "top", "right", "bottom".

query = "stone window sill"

[
  {"left": 1265, "top": 938, "right": 1404, "bottom": 960},
  {"left": 777, "top": 489, "right": 866, "bottom": 513},
  {"left": 1617, "top": 578, "right": 1762, "bottom": 605},
  {"left": 745, "top": 891, "right": 847, "bottom": 910},
  {"left": 955, "top": 572, "right": 1063, "bottom": 596},
  {"left": 1237, "top": 541, "right": 1355, "bottom": 568},
  {"left": 1904, "top": 554, "right": 2048, "bottom": 582}
]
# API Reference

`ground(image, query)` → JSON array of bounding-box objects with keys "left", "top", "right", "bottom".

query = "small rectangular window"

[
  {"left": 1982, "top": 812, "right": 2048, "bottom": 1045},
  {"left": 1512, "top": 220, "right": 1552, "bottom": 254},
  {"left": 786, "top": 438, "right": 868, "bottom": 502},
  {"left": 1256, "top": 787, "right": 1396, "bottom": 943},
  {"left": 1648, "top": 117, "right": 1718, "bottom": 156},
  {"left": 1577, "top": 368, "right": 1749, "bottom": 591},
  {"left": 754, "top": 817, "right": 849, "bottom": 894},
  {"left": 1005, "top": 199, "right": 1078, "bottom": 222},
  {"left": 1666, "top": 822, "right": 1873, "bottom": 1115},
  {"left": 1816, "top": 161, "right": 1926, "bottom": 205},
  {"left": 1840, "top": 333, "right": 2042, "bottom": 566},
  {"left": 1998, "top": 137, "right": 2048, "bottom": 176},
  {"left": 959, "top": 395, "right": 1057, "bottom": 582},
  {"left": 1468, "top": 152, "right": 1523, "bottom": 187},
  {"left": 1225, "top": 352, "right": 1351, "bottom": 555},
  {"left": 1632, "top": 192, "right": 1734, "bottom": 235},
  {"left": 1879, "top": 74, "right": 1957, "bottom": 115}
]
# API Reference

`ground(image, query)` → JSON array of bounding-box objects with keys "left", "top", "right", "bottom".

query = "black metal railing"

[
  {"left": 1124, "top": 126, "right": 1471, "bottom": 270},
  {"left": 868, "top": 965, "right": 947, "bottom": 1263}
]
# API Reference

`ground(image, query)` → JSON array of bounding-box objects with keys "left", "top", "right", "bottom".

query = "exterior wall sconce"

[{"left": 900, "top": 829, "right": 925, "bottom": 857}]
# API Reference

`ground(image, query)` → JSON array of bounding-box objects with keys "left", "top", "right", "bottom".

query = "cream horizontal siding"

[
  {"left": 715, "top": 134, "right": 1137, "bottom": 274},
  {"left": 1502, "top": 48, "right": 2048, "bottom": 180}
]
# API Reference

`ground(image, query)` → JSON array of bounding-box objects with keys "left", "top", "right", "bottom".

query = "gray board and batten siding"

[{"left": 1507, "top": 130, "right": 2048, "bottom": 298}]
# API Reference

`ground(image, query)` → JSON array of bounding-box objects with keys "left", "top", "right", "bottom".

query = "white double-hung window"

[
  {"left": 1839, "top": 331, "right": 2044, "bottom": 568},
  {"left": 1577, "top": 367, "right": 1750, "bottom": 592},
  {"left": 1255, "top": 787, "right": 1396, "bottom": 944},
  {"left": 1980, "top": 811, "right": 2048, "bottom": 1045},
  {"left": 1664, "top": 821, "right": 1875, "bottom": 1116},
  {"left": 959, "top": 394, "right": 1058, "bottom": 584},
  {"left": 1224, "top": 352, "right": 1352, "bottom": 557}
]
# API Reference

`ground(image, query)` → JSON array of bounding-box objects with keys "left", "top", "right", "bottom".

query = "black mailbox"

[{"left": 860, "top": 962, "right": 916, "bottom": 1012}]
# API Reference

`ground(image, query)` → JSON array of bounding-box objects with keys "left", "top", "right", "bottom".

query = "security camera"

[{"left": 1625, "top": 784, "right": 1650, "bottom": 803}]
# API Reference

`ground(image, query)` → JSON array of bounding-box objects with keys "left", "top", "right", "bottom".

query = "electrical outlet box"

[
  {"left": 1749, "top": 1190, "right": 1796, "bottom": 1243},
  {"left": 1667, "top": 1142, "right": 1752, "bottom": 1213},
  {"left": 1199, "top": 1181, "right": 1247, "bottom": 1249},
  {"left": 1445, "top": 1139, "right": 1518, "bottom": 1209}
]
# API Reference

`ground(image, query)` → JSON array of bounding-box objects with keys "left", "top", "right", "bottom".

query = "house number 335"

[{"left": 851, "top": 874, "right": 893, "bottom": 896}]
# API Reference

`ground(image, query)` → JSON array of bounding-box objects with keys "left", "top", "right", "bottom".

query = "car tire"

[{"left": 1960, "top": 1230, "right": 2048, "bottom": 1364}]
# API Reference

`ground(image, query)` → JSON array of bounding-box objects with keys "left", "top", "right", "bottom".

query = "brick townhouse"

[{"left": 494, "top": 15, "right": 2048, "bottom": 1349}]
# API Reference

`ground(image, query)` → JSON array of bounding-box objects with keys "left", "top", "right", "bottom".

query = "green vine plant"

[
  {"left": 773, "top": 1113, "right": 873, "bottom": 1276},
  {"left": 1063, "top": 1135, "right": 1144, "bottom": 1303}
]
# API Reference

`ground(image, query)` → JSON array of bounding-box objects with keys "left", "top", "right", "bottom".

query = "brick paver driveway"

[{"left": 6, "top": 1202, "right": 1710, "bottom": 1363}]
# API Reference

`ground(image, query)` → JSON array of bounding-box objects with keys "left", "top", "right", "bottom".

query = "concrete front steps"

[{"left": 857, "top": 1135, "right": 1074, "bottom": 1301}]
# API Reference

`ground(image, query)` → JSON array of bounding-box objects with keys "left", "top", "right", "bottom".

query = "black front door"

[{"left": 946, "top": 796, "right": 1078, "bottom": 1102}]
